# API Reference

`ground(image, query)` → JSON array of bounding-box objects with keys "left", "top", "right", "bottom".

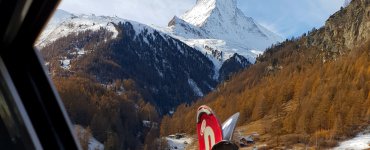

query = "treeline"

[
  {"left": 161, "top": 37, "right": 370, "bottom": 148},
  {"left": 53, "top": 75, "right": 160, "bottom": 149}
]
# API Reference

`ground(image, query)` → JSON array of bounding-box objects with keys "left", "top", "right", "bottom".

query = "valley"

[
  {"left": 162, "top": 0, "right": 370, "bottom": 149},
  {"left": 34, "top": 0, "right": 370, "bottom": 149}
]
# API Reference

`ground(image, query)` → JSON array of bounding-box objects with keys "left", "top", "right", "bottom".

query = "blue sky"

[
  {"left": 58, "top": 0, "right": 345, "bottom": 38},
  {"left": 239, "top": 0, "right": 345, "bottom": 38}
]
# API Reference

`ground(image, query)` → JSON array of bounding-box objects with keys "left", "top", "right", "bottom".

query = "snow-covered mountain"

[
  {"left": 36, "top": 4, "right": 280, "bottom": 112},
  {"left": 161, "top": 0, "right": 283, "bottom": 67},
  {"left": 36, "top": 10, "right": 148, "bottom": 48},
  {"left": 37, "top": 10, "right": 224, "bottom": 113}
]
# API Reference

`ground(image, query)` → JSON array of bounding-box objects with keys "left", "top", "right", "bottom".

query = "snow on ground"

[
  {"left": 74, "top": 48, "right": 90, "bottom": 56},
  {"left": 166, "top": 136, "right": 193, "bottom": 150},
  {"left": 88, "top": 137, "right": 104, "bottom": 150},
  {"left": 143, "top": 120, "right": 152, "bottom": 128},
  {"left": 188, "top": 78, "right": 204, "bottom": 97},
  {"left": 57, "top": 48, "right": 93, "bottom": 70},
  {"left": 181, "top": 38, "right": 258, "bottom": 79},
  {"left": 169, "top": 110, "right": 175, "bottom": 115},
  {"left": 142, "top": 120, "right": 159, "bottom": 129},
  {"left": 60, "top": 58, "right": 71, "bottom": 70},
  {"left": 75, "top": 125, "right": 104, "bottom": 150},
  {"left": 334, "top": 132, "right": 370, "bottom": 150}
]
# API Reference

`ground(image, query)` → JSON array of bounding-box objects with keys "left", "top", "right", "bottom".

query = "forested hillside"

[
  {"left": 54, "top": 76, "right": 160, "bottom": 149},
  {"left": 38, "top": 8, "right": 269, "bottom": 149},
  {"left": 161, "top": 0, "right": 370, "bottom": 148},
  {"left": 40, "top": 22, "right": 217, "bottom": 113}
]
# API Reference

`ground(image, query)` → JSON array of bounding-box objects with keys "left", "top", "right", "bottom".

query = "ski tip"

[
  {"left": 196, "top": 105, "right": 214, "bottom": 123},
  {"left": 196, "top": 105, "right": 224, "bottom": 150},
  {"left": 222, "top": 112, "right": 240, "bottom": 128},
  {"left": 221, "top": 112, "right": 240, "bottom": 141}
]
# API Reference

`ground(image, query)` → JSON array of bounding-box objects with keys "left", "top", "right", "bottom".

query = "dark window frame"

[
  {"left": 0, "top": 57, "right": 42, "bottom": 150},
  {"left": 0, "top": 0, "right": 81, "bottom": 149}
]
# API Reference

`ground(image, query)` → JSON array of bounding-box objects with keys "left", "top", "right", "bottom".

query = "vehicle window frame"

[{"left": 0, "top": 56, "right": 42, "bottom": 150}]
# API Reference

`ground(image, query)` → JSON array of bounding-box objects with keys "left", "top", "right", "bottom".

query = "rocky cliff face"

[
  {"left": 307, "top": 0, "right": 370, "bottom": 54},
  {"left": 219, "top": 53, "right": 251, "bottom": 81}
]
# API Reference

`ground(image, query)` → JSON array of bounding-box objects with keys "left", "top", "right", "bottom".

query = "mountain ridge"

[
  {"left": 160, "top": 0, "right": 283, "bottom": 72},
  {"left": 37, "top": 9, "right": 260, "bottom": 113},
  {"left": 181, "top": 0, "right": 238, "bottom": 27}
]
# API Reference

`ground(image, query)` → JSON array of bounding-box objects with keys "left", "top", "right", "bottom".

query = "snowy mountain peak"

[
  {"left": 163, "top": 0, "right": 283, "bottom": 65},
  {"left": 196, "top": 0, "right": 237, "bottom": 5},
  {"left": 182, "top": 0, "right": 237, "bottom": 27},
  {"left": 179, "top": 0, "right": 283, "bottom": 48}
]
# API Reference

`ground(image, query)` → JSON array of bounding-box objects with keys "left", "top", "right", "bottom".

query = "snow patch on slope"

[
  {"left": 75, "top": 125, "right": 104, "bottom": 150},
  {"left": 166, "top": 136, "right": 193, "bottom": 150},
  {"left": 142, "top": 120, "right": 159, "bottom": 128},
  {"left": 35, "top": 9, "right": 157, "bottom": 49},
  {"left": 88, "top": 138, "right": 104, "bottom": 150},
  {"left": 188, "top": 78, "right": 204, "bottom": 97},
  {"left": 37, "top": 9, "right": 71, "bottom": 45},
  {"left": 60, "top": 58, "right": 71, "bottom": 70},
  {"left": 36, "top": 11, "right": 120, "bottom": 48},
  {"left": 335, "top": 130, "right": 370, "bottom": 150}
]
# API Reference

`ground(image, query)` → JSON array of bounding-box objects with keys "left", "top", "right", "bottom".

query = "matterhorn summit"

[
  {"left": 163, "top": 0, "right": 283, "bottom": 65},
  {"left": 181, "top": 0, "right": 239, "bottom": 27}
]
